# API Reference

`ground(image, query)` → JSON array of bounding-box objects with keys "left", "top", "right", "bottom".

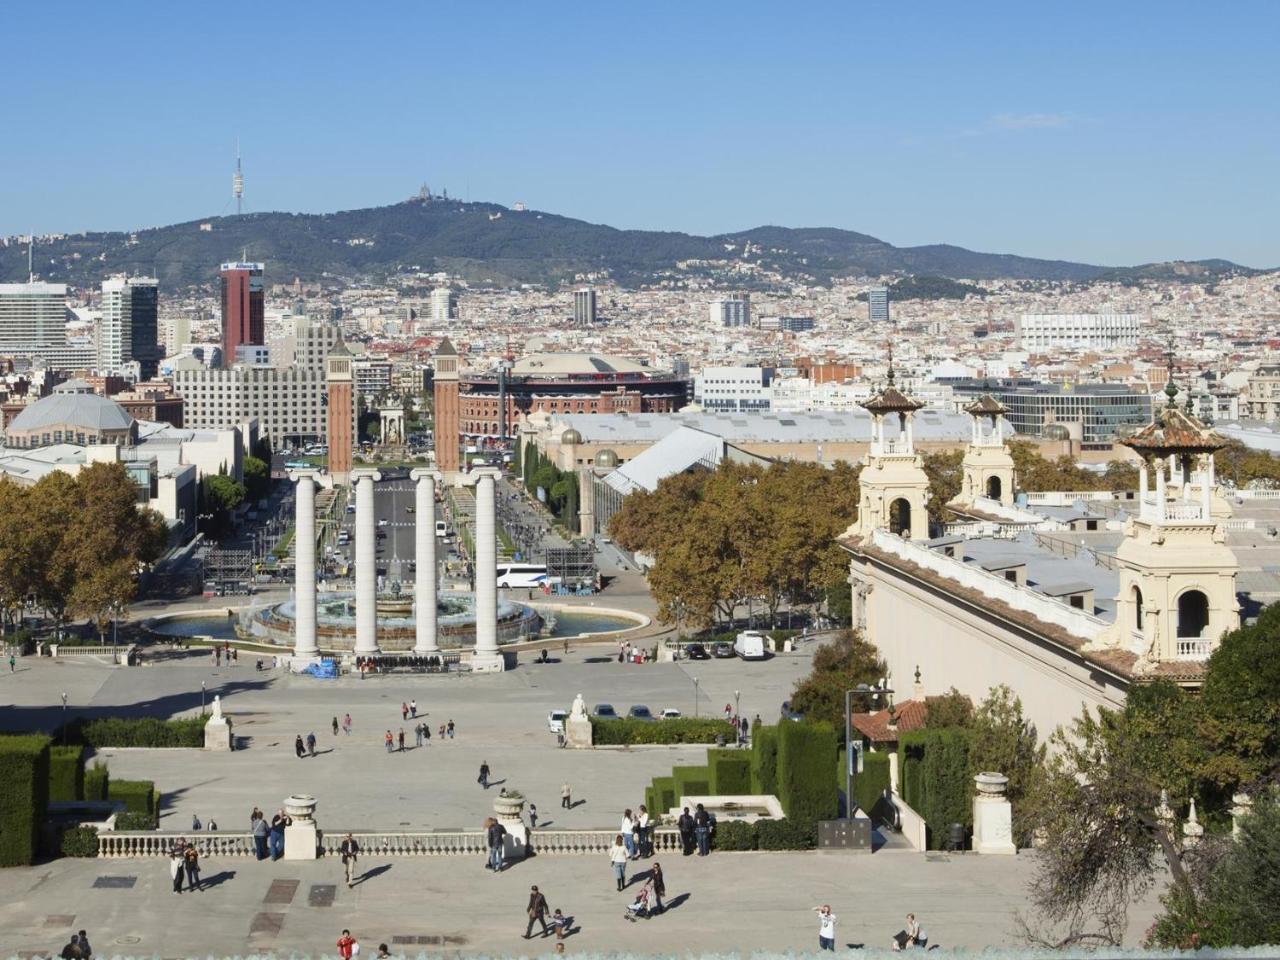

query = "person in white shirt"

[
  {"left": 814, "top": 904, "right": 837, "bottom": 952},
  {"left": 621, "top": 809, "right": 636, "bottom": 859},
  {"left": 609, "top": 835, "right": 629, "bottom": 891},
  {"left": 636, "top": 805, "right": 651, "bottom": 858}
]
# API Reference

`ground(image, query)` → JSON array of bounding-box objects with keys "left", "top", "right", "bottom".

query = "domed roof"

[
  {"left": 561, "top": 428, "right": 583, "bottom": 445},
  {"left": 1043, "top": 424, "right": 1072, "bottom": 441},
  {"left": 595, "top": 449, "right": 619, "bottom": 468},
  {"left": 8, "top": 391, "right": 134, "bottom": 434}
]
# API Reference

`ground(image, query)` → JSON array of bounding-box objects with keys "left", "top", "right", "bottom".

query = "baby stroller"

[{"left": 624, "top": 883, "right": 652, "bottom": 921}]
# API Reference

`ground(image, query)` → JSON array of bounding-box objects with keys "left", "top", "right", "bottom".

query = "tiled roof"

[
  {"left": 1122, "top": 406, "right": 1227, "bottom": 455},
  {"left": 851, "top": 699, "right": 929, "bottom": 743},
  {"left": 860, "top": 386, "right": 926, "bottom": 415},
  {"left": 964, "top": 394, "right": 1006, "bottom": 416}
]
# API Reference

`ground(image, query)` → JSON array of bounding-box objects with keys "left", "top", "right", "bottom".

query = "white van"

[
  {"left": 435, "top": 520, "right": 449, "bottom": 538},
  {"left": 733, "top": 630, "right": 767, "bottom": 660}
]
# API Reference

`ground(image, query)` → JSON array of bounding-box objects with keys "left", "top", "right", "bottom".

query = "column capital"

[
  {"left": 465, "top": 467, "right": 502, "bottom": 485},
  {"left": 351, "top": 468, "right": 383, "bottom": 483},
  {"left": 409, "top": 467, "right": 443, "bottom": 484},
  {"left": 287, "top": 468, "right": 324, "bottom": 484}
]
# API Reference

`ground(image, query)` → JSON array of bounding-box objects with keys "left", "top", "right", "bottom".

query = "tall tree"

[{"left": 789, "top": 630, "right": 887, "bottom": 730}]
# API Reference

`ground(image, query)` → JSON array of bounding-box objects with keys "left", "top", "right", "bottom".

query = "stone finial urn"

[
  {"left": 974, "top": 772, "right": 1009, "bottom": 798},
  {"left": 284, "top": 794, "right": 317, "bottom": 821},
  {"left": 493, "top": 789, "right": 526, "bottom": 820}
]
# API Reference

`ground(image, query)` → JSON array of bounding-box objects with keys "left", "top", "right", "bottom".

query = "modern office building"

[
  {"left": 99, "top": 275, "right": 160, "bottom": 379},
  {"left": 867, "top": 286, "right": 890, "bottom": 323},
  {"left": 709, "top": 295, "right": 750, "bottom": 328},
  {"left": 219, "top": 262, "right": 264, "bottom": 369},
  {"left": 574, "top": 287, "right": 597, "bottom": 326},
  {"left": 946, "top": 378, "right": 1152, "bottom": 447},
  {"left": 1015, "top": 313, "right": 1142, "bottom": 351},
  {"left": 778, "top": 315, "right": 815, "bottom": 332},
  {"left": 0, "top": 281, "right": 69, "bottom": 354},
  {"left": 430, "top": 287, "right": 457, "bottom": 322},
  {"left": 694, "top": 366, "right": 774, "bottom": 412}
]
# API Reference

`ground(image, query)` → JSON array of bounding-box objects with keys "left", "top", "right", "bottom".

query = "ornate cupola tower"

[
  {"left": 1102, "top": 381, "right": 1239, "bottom": 669},
  {"left": 954, "top": 394, "right": 1016, "bottom": 508},
  {"left": 853, "top": 364, "right": 931, "bottom": 540}
]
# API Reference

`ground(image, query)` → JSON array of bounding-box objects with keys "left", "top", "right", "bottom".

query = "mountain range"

[{"left": 0, "top": 198, "right": 1265, "bottom": 291}]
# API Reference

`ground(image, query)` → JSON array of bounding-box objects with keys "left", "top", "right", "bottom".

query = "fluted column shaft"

[
  {"left": 352, "top": 469, "right": 383, "bottom": 655},
  {"left": 290, "top": 471, "right": 320, "bottom": 659},
  {"left": 473, "top": 470, "right": 500, "bottom": 662},
  {"left": 411, "top": 469, "right": 440, "bottom": 654}
]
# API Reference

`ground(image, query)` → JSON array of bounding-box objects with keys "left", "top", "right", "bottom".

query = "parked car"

[
  {"left": 685, "top": 643, "right": 711, "bottom": 660},
  {"left": 547, "top": 709, "right": 568, "bottom": 734},
  {"left": 660, "top": 708, "right": 682, "bottom": 720},
  {"left": 712, "top": 641, "right": 735, "bottom": 659},
  {"left": 734, "top": 630, "right": 767, "bottom": 660},
  {"left": 780, "top": 700, "right": 804, "bottom": 722},
  {"left": 592, "top": 704, "right": 619, "bottom": 719},
  {"left": 627, "top": 705, "right": 656, "bottom": 722},
  {"left": 377, "top": 518, "right": 389, "bottom": 527}
]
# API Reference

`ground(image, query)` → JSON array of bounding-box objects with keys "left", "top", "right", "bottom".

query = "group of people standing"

[
  {"left": 250, "top": 806, "right": 291, "bottom": 861},
  {"left": 167, "top": 839, "right": 203, "bottom": 893},
  {"left": 676, "top": 803, "right": 714, "bottom": 856}
]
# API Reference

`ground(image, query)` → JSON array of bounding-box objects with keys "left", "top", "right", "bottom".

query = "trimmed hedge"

[
  {"left": 59, "top": 825, "right": 99, "bottom": 857},
  {"left": 777, "top": 721, "right": 838, "bottom": 821},
  {"left": 108, "top": 779, "right": 155, "bottom": 815},
  {"left": 712, "top": 819, "right": 757, "bottom": 850},
  {"left": 589, "top": 717, "right": 736, "bottom": 745},
  {"left": 652, "top": 776, "right": 677, "bottom": 815},
  {"left": 671, "top": 765, "right": 711, "bottom": 801},
  {"left": 84, "top": 760, "right": 109, "bottom": 802},
  {"left": 63, "top": 716, "right": 206, "bottom": 748},
  {"left": 48, "top": 745, "right": 85, "bottom": 803},
  {"left": 708, "top": 748, "right": 752, "bottom": 794},
  {"left": 756, "top": 816, "right": 818, "bottom": 850},
  {"left": 751, "top": 725, "right": 779, "bottom": 795},
  {"left": 114, "top": 811, "right": 158, "bottom": 830},
  {"left": 899, "top": 729, "right": 972, "bottom": 849},
  {"left": 837, "top": 747, "right": 892, "bottom": 818},
  {"left": 0, "top": 734, "right": 51, "bottom": 866}
]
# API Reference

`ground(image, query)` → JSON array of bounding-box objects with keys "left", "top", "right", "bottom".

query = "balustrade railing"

[
  {"left": 1175, "top": 638, "right": 1214, "bottom": 660},
  {"left": 97, "top": 828, "right": 682, "bottom": 858}
]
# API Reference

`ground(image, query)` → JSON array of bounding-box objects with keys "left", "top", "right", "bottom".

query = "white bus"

[{"left": 495, "top": 563, "right": 548, "bottom": 589}]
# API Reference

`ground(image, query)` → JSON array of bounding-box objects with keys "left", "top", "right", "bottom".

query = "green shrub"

[
  {"left": 777, "top": 721, "right": 838, "bottom": 821},
  {"left": 48, "top": 745, "right": 85, "bottom": 803},
  {"left": 751, "top": 725, "right": 779, "bottom": 795},
  {"left": 653, "top": 776, "right": 677, "bottom": 814},
  {"left": 108, "top": 779, "right": 155, "bottom": 815},
  {"left": 84, "top": 760, "right": 109, "bottom": 802},
  {"left": 920, "top": 728, "right": 972, "bottom": 849},
  {"left": 708, "top": 748, "right": 752, "bottom": 794},
  {"left": 712, "top": 819, "right": 757, "bottom": 851},
  {"left": 589, "top": 717, "right": 736, "bottom": 745},
  {"left": 837, "top": 747, "right": 891, "bottom": 818},
  {"left": 671, "top": 765, "right": 711, "bottom": 801},
  {"left": 900, "top": 731, "right": 927, "bottom": 812},
  {"left": 68, "top": 716, "right": 206, "bottom": 748},
  {"left": 113, "top": 811, "right": 158, "bottom": 831},
  {"left": 59, "top": 825, "right": 99, "bottom": 857},
  {"left": 643, "top": 785, "right": 658, "bottom": 817},
  {"left": 756, "top": 817, "right": 817, "bottom": 850},
  {"left": 0, "top": 734, "right": 51, "bottom": 866}
]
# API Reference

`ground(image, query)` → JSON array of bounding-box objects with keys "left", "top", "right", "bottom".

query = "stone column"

[
  {"left": 351, "top": 468, "right": 383, "bottom": 656},
  {"left": 577, "top": 467, "right": 594, "bottom": 538},
  {"left": 470, "top": 469, "right": 504, "bottom": 672},
  {"left": 288, "top": 469, "right": 321, "bottom": 660},
  {"left": 410, "top": 468, "right": 441, "bottom": 654}
]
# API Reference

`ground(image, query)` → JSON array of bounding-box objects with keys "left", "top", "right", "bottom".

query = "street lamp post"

[
  {"left": 845, "top": 682, "right": 893, "bottom": 820},
  {"left": 201, "top": 681, "right": 207, "bottom": 714},
  {"left": 693, "top": 676, "right": 700, "bottom": 718}
]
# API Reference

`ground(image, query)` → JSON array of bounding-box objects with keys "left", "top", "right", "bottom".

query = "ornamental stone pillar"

[
  {"left": 351, "top": 468, "right": 383, "bottom": 655},
  {"left": 288, "top": 469, "right": 322, "bottom": 660},
  {"left": 410, "top": 468, "right": 442, "bottom": 654},
  {"left": 470, "top": 469, "right": 504, "bottom": 673}
]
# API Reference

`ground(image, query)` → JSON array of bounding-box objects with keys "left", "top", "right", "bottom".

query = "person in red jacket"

[{"left": 337, "top": 929, "right": 358, "bottom": 959}]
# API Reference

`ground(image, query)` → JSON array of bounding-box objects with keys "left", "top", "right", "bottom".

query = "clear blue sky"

[{"left": 3, "top": 1, "right": 1277, "bottom": 267}]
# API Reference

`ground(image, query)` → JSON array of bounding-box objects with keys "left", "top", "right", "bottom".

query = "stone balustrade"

[{"left": 97, "top": 828, "right": 683, "bottom": 858}]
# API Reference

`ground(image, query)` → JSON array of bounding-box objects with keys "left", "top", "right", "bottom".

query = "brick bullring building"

[{"left": 459, "top": 353, "right": 687, "bottom": 441}]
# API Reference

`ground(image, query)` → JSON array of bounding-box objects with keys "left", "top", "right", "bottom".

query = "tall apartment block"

[
  {"left": 430, "top": 287, "right": 457, "bottom": 322},
  {"left": 710, "top": 294, "right": 750, "bottom": 328},
  {"left": 220, "top": 262, "right": 264, "bottom": 369},
  {"left": 868, "top": 286, "right": 890, "bottom": 323},
  {"left": 1015, "top": 314, "right": 1142, "bottom": 351},
  {"left": 100, "top": 275, "right": 159, "bottom": 379},
  {"left": 574, "top": 287, "right": 597, "bottom": 326},
  {"left": 0, "top": 280, "right": 69, "bottom": 353}
]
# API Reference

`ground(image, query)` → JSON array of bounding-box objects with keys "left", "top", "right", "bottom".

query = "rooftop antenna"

[{"left": 232, "top": 137, "right": 244, "bottom": 217}]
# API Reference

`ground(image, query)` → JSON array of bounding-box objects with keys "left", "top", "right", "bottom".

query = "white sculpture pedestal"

[
  {"left": 494, "top": 790, "right": 529, "bottom": 860},
  {"left": 565, "top": 715, "right": 593, "bottom": 749},
  {"left": 469, "top": 651, "right": 506, "bottom": 674},
  {"left": 972, "top": 772, "right": 1016, "bottom": 855},
  {"left": 283, "top": 794, "right": 319, "bottom": 861},
  {"left": 203, "top": 696, "right": 233, "bottom": 751}
]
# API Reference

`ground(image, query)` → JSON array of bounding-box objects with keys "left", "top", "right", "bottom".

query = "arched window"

[
  {"left": 1133, "top": 585, "right": 1144, "bottom": 631},
  {"left": 986, "top": 476, "right": 1003, "bottom": 500},
  {"left": 1177, "top": 590, "right": 1209, "bottom": 638},
  {"left": 888, "top": 498, "right": 912, "bottom": 537}
]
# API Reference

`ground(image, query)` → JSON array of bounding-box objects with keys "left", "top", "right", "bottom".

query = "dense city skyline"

[{"left": 2, "top": 1, "right": 1278, "bottom": 267}]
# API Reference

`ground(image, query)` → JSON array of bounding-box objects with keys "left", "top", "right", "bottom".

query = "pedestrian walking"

[
  {"left": 414, "top": 723, "right": 424, "bottom": 747},
  {"left": 307, "top": 732, "right": 317, "bottom": 757},
  {"left": 650, "top": 862, "right": 666, "bottom": 914},
  {"left": 295, "top": 734, "right": 305, "bottom": 758},
  {"left": 561, "top": 782, "right": 572, "bottom": 809},
  {"left": 252, "top": 813, "right": 269, "bottom": 860},
  {"left": 332, "top": 716, "right": 339, "bottom": 736},
  {"left": 478, "top": 761, "right": 491, "bottom": 788},
  {"left": 398, "top": 728, "right": 405, "bottom": 752},
  {"left": 182, "top": 841, "right": 201, "bottom": 891},
  {"left": 336, "top": 929, "right": 357, "bottom": 960},
  {"left": 384, "top": 730, "right": 393, "bottom": 754},
  {"left": 8, "top": 653, "right": 14, "bottom": 672},
  {"left": 438, "top": 722, "right": 446, "bottom": 740},
  {"left": 723, "top": 703, "right": 733, "bottom": 721},
  {"left": 814, "top": 905, "right": 837, "bottom": 951},
  {"left": 524, "top": 884, "right": 550, "bottom": 938},
  {"left": 191, "top": 813, "right": 202, "bottom": 831},
  {"left": 343, "top": 713, "right": 352, "bottom": 735},
  {"left": 410, "top": 699, "right": 418, "bottom": 718},
  {"left": 208, "top": 818, "right": 218, "bottom": 831},
  {"left": 423, "top": 722, "right": 431, "bottom": 742},
  {"left": 551, "top": 908, "right": 568, "bottom": 940},
  {"left": 447, "top": 719, "right": 455, "bottom": 739},
  {"left": 169, "top": 846, "right": 184, "bottom": 893},
  {"left": 677, "top": 807, "right": 694, "bottom": 856},
  {"left": 609, "top": 834, "right": 628, "bottom": 891},
  {"left": 401, "top": 701, "right": 409, "bottom": 722},
  {"left": 339, "top": 832, "right": 360, "bottom": 888},
  {"left": 621, "top": 809, "right": 636, "bottom": 859},
  {"left": 694, "top": 803, "right": 711, "bottom": 856},
  {"left": 529, "top": 802, "right": 538, "bottom": 829}
]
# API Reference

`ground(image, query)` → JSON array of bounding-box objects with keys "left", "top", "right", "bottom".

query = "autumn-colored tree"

[
  {"left": 788, "top": 630, "right": 887, "bottom": 729},
  {"left": 922, "top": 449, "right": 964, "bottom": 520}
]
